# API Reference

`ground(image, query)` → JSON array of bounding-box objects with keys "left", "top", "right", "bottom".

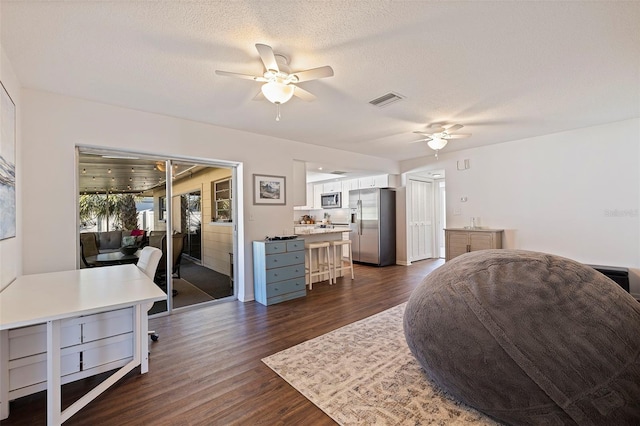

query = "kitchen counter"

[
  {"left": 294, "top": 227, "right": 350, "bottom": 235},
  {"left": 293, "top": 227, "right": 351, "bottom": 285}
]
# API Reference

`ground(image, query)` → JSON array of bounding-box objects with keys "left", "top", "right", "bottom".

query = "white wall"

[
  {"left": 18, "top": 89, "right": 399, "bottom": 301},
  {"left": 401, "top": 118, "right": 640, "bottom": 296},
  {"left": 0, "top": 47, "right": 21, "bottom": 290}
]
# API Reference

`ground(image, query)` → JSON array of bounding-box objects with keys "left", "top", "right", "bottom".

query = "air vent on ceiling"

[
  {"left": 369, "top": 92, "right": 405, "bottom": 108},
  {"left": 330, "top": 171, "right": 347, "bottom": 175}
]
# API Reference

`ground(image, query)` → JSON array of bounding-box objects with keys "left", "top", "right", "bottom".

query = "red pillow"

[{"left": 131, "top": 229, "right": 144, "bottom": 237}]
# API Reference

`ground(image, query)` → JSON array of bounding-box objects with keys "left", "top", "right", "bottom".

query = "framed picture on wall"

[
  {"left": 0, "top": 81, "right": 16, "bottom": 241},
  {"left": 253, "top": 174, "right": 286, "bottom": 205}
]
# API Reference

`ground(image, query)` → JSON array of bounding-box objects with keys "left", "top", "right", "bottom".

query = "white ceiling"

[{"left": 2, "top": 1, "right": 639, "bottom": 163}]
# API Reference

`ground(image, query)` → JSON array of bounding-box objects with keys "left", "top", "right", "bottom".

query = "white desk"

[{"left": 0, "top": 264, "right": 166, "bottom": 425}]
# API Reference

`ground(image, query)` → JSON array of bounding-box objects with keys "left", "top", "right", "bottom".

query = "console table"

[
  {"left": 445, "top": 228, "right": 504, "bottom": 261},
  {"left": 0, "top": 264, "right": 166, "bottom": 425}
]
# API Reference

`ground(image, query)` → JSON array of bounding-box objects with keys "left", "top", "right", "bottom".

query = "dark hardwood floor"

[{"left": 3, "top": 259, "right": 444, "bottom": 425}]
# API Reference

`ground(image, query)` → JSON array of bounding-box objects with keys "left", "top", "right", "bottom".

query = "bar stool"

[
  {"left": 305, "top": 241, "right": 333, "bottom": 289},
  {"left": 330, "top": 239, "right": 355, "bottom": 282}
]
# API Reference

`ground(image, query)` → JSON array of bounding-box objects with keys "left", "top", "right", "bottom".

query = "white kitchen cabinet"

[
  {"left": 313, "top": 183, "right": 324, "bottom": 209},
  {"left": 293, "top": 183, "right": 315, "bottom": 210},
  {"left": 358, "top": 174, "right": 389, "bottom": 188},
  {"left": 341, "top": 179, "right": 358, "bottom": 207},
  {"left": 323, "top": 181, "right": 342, "bottom": 193}
]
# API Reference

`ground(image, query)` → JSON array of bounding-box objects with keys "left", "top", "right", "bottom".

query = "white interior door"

[
  {"left": 409, "top": 179, "right": 434, "bottom": 261},
  {"left": 437, "top": 180, "right": 446, "bottom": 258}
]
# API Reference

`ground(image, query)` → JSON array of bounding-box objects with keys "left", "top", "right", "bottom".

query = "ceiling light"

[
  {"left": 261, "top": 81, "right": 295, "bottom": 104},
  {"left": 261, "top": 81, "right": 295, "bottom": 121},
  {"left": 427, "top": 138, "right": 448, "bottom": 151}
]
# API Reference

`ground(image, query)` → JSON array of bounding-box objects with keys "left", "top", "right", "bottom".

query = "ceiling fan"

[
  {"left": 413, "top": 123, "right": 471, "bottom": 157},
  {"left": 215, "top": 43, "right": 334, "bottom": 121}
]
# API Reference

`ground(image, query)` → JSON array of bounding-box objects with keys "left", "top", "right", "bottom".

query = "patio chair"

[
  {"left": 79, "top": 233, "right": 99, "bottom": 268},
  {"left": 152, "top": 233, "right": 186, "bottom": 292}
]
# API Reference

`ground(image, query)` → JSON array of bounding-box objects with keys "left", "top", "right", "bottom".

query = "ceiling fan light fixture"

[
  {"left": 261, "top": 81, "right": 295, "bottom": 104},
  {"left": 427, "top": 138, "right": 448, "bottom": 151}
]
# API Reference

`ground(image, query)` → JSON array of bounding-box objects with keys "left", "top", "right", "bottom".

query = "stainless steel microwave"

[{"left": 321, "top": 192, "right": 341, "bottom": 209}]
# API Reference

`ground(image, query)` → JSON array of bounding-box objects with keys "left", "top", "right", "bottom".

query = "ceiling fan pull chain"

[{"left": 275, "top": 103, "right": 281, "bottom": 121}]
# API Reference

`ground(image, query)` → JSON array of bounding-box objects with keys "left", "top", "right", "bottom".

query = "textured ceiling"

[{"left": 2, "top": 1, "right": 639, "bottom": 163}]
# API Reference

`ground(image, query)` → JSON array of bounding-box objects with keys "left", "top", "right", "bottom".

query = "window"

[{"left": 212, "top": 178, "right": 232, "bottom": 222}]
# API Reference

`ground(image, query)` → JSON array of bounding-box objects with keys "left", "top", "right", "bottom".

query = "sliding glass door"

[{"left": 77, "top": 148, "right": 238, "bottom": 315}]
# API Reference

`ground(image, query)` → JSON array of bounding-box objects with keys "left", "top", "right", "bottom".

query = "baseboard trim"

[{"left": 396, "top": 261, "right": 411, "bottom": 266}]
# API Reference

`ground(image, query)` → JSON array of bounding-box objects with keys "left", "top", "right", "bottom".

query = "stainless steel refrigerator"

[{"left": 349, "top": 187, "right": 396, "bottom": 266}]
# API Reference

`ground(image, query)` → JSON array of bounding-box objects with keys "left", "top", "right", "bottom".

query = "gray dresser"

[{"left": 253, "top": 239, "right": 306, "bottom": 306}]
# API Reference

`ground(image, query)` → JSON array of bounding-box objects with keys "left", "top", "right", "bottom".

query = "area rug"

[
  {"left": 173, "top": 278, "right": 215, "bottom": 308},
  {"left": 262, "top": 303, "right": 499, "bottom": 425},
  {"left": 180, "top": 259, "right": 233, "bottom": 299}
]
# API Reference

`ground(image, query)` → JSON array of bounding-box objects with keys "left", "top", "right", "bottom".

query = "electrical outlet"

[
  {"left": 249, "top": 212, "right": 255, "bottom": 221},
  {"left": 453, "top": 208, "right": 462, "bottom": 215}
]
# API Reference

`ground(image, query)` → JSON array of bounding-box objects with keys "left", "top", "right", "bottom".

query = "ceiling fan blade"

[
  {"left": 445, "top": 133, "right": 471, "bottom": 139},
  {"left": 292, "top": 85, "right": 316, "bottom": 101},
  {"left": 255, "top": 43, "right": 279, "bottom": 72},
  {"left": 215, "top": 70, "right": 267, "bottom": 81},
  {"left": 413, "top": 131, "right": 433, "bottom": 136},
  {"left": 252, "top": 91, "right": 265, "bottom": 101},
  {"left": 443, "top": 124, "right": 463, "bottom": 132},
  {"left": 410, "top": 137, "right": 432, "bottom": 143},
  {"left": 292, "top": 66, "right": 334, "bottom": 83}
]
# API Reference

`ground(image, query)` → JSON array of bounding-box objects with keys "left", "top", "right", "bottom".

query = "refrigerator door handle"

[{"left": 358, "top": 200, "right": 363, "bottom": 235}]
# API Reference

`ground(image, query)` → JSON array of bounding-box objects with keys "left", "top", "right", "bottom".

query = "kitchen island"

[{"left": 294, "top": 227, "right": 351, "bottom": 285}]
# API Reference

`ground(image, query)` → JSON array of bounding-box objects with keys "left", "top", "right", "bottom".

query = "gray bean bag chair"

[{"left": 404, "top": 249, "right": 640, "bottom": 425}]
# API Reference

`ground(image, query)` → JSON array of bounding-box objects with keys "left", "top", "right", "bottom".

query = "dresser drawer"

[
  {"left": 266, "top": 263, "right": 305, "bottom": 283},
  {"left": 8, "top": 322, "right": 82, "bottom": 360},
  {"left": 83, "top": 334, "right": 133, "bottom": 370},
  {"left": 9, "top": 351, "right": 80, "bottom": 391},
  {"left": 265, "top": 242, "right": 287, "bottom": 254},
  {"left": 266, "top": 251, "right": 304, "bottom": 269},
  {"left": 266, "top": 277, "right": 306, "bottom": 298},
  {"left": 81, "top": 308, "right": 133, "bottom": 343},
  {"left": 286, "top": 240, "right": 305, "bottom": 252}
]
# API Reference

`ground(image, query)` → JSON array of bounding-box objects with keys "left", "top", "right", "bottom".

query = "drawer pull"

[
  {"left": 274, "top": 287, "right": 278, "bottom": 291},
  {"left": 274, "top": 273, "right": 278, "bottom": 277}
]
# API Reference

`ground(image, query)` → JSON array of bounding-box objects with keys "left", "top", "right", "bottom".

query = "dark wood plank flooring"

[{"left": 3, "top": 259, "right": 443, "bottom": 425}]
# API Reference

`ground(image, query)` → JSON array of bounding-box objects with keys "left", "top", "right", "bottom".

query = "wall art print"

[
  {"left": 0, "top": 81, "right": 16, "bottom": 240},
  {"left": 253, "top": 174, "right": 286, "bottom": 205}
]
